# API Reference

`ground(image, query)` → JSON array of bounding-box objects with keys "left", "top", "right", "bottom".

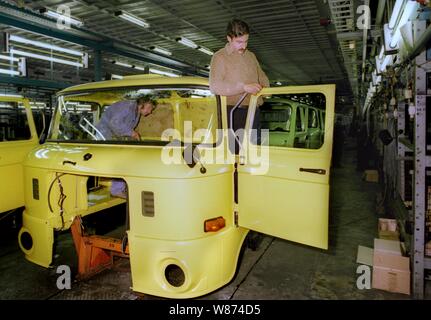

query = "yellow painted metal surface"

[
  {"left": 129, "top": 226, "right": 248, "bottom": 298},
  {"left": 14, "top": 77, "right": 335, "bottom": 298},
  {"left": 0, "top": 96, "right": 38, "bottom": 213},
  {"left": 238, "top": 85, "right": 335, "bottom": 249}
]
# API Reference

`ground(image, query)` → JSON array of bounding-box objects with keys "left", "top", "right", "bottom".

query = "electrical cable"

[
  {"left": 47, "top": 173, "right": 67, "bottom": 213},
  {"left": 56, "top": 175, "right": 67, "bottom": 229}
]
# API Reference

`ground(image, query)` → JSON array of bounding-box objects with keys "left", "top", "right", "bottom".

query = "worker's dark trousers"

[{"left": 227, "top": 106, "right": 261, "bottom": 154}]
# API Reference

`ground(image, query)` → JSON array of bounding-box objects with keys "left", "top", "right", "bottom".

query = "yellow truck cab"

[
  {"left": 0, "top": 95, "right": 39, "bottom": 213},
  {"left": 261, "top": 97, "right": 325, "bottom": 149},
  {"left": 10, "top": 75, "right": 335, "bottom": 298}
]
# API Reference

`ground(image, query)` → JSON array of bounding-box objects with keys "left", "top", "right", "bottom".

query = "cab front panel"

[{"left": 19, "top": 141, "right": 247, "bottom": 297}]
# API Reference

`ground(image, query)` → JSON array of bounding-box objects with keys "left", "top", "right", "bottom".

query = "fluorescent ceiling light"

[
  {"left": 198, "top": 47, "right": 213, "bottom": 56},
  {"left": 3, "top": 50, "right": 28, "bottom": 76},
  {"left": 149, "top": 68, "right": 179, "bottom": 77},
  {"left": 111, "top": 74, "right": 123, "bottom": 80},
  {"left": 0, "top": 54, "right": 19, "bottom": 62},
  {"left": 190, "top": 89, "right": 212, "bottom": 97},
  {"left": 113, "top": 61, "right": 133, "bottom": 68},
  {"left": 41, "top": 9, "right": 83, "bottom": 27},
  {"left": 0, "top": 69, "right": 20, "bottom": 76},
  {"left": 30, "top": 102, "right": 48, "bottom": 109},
  {"left": 74, "top": 104, "right": 92, "bottom": 109},
  {"left": 0, "top": 93, "right": 23, "bottom": 97},
  {"left": 150, "top": 46, "right": 172, "bottom": 56},
  {"left": 112, "top": 61, "right": 147, "bottom": 71},
  {"left": 372, "top": 70, "right": 382, "bottom": 86},
  {"left": 388, "top": 0, "right": 405, "bottom": 30},
  {"left": 400, "top": 22, "right": 414, "bottom": 49},
  {"left": 10, "top": 48, "right": 83, "bottom": 67},
  {"left": 115, "top": 11, "right": 149, "bottom": 28},
  {"left": 176, "top": 37, "right": 198, "bottom": 49},
  {"left": 381, "top": 55, "right": 393, "bottom": 71},
  {"left": 9, "top": 35, "right": 83, "bottom": 57},
  {"left": 389, "top": 1, "right": 417, "bottom": 49},
  {"left": 384, "top": 1, "right": 418, "bottom": 53},
  {"left": 375, "top": 56, "right": 382, "bottom": 73},
  {"left": 378, "top": 45, "right": 385, "bottom": 60},
  {"left": 375, "top": 53, "right": 393, "bottom": 74}
]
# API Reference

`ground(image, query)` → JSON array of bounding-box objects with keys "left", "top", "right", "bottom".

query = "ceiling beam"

[{"left": 0, "top": 75, "right": 70, "bottom": 89}]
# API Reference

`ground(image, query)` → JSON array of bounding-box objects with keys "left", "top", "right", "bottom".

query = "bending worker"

[
  {"left": 96, "top": 95, "right": 156, "bottom": 141},
  {"left": 96, "top": 95, "right": 156, "bottom": 198}
]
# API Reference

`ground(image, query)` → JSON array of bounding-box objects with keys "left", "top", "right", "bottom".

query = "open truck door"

[
  {"left": 0, "top": 96, "right": 38, "bottom": 213},
  {"left": 237, "top": 84, "right": 335, "bottom": 249}
]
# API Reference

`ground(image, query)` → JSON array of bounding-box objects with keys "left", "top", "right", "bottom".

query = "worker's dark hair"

[
  {"left": 137, "top": 95, "right": 157, "bottom": 107},
  {"left": 226, "top": 19, "right": 249, "bottom": 38}
]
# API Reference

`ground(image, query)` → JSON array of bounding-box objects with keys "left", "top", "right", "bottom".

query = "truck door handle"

[
  {"left": 63, "top": 160, "right": 77, "bottom": 166},
  {"left": 299, "top": 168, "right": 326, "bottom": 175}
]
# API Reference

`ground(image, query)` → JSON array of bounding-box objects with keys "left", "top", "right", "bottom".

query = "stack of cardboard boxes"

[
  {"left": 372, "top": 237, "right": 410, "bottom": 295},
  {"left": 357, "top": 218, "right": 410, "bottom": 295}
]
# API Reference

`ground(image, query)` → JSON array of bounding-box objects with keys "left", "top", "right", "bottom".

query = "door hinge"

[{"left": 234, "top": 211, "right": 239, "bottom": 227}]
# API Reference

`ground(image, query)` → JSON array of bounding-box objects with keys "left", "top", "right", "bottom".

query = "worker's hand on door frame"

[{"left": 243, "top": 83, "right": 263, "bottom": 95}]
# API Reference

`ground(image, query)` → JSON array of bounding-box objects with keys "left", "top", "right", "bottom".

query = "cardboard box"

[
  {"left": 374, "top": 238, "right": 403, "bottom": 256},
  {"left": 357, "top": 245, "right": 374, "bottom": 266},
  {"left": 372, "top": 252, "right": 410, "bottom": 295},
  {"left": 364, "top": 170, "right": 379, "bottom": 183},
  {"left": 378, "top": 218, "right": 400, "bottom": 240},
  {"left": 426, "top": 241, "right": 431, "bottom": 256}
]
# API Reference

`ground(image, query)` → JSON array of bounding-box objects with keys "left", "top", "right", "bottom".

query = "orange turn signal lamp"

[{"left": 204, "top": 216, "right": 226, "bottom": 232}]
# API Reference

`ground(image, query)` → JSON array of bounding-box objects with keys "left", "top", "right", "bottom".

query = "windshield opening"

[{"left": 47, "top": 86, "right": 221, "bottom": 146}]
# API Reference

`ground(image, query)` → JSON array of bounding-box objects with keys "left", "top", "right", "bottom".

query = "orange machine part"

[{"left": 70, "top": 216, "right": 129, "bottom": 279}]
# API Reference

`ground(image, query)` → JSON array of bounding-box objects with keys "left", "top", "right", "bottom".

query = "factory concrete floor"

[{"left": 0, "top": 138, "right": 420, "bottom": 300}]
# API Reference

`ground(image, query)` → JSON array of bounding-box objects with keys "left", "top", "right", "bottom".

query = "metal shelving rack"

[
  {"left": 363, "top": 2, "right": 431, "bottom": 299},
  {"left": 412, "top": 20, "right": 431, "bottom": 299},
  {"left": 391, "top": 19, "right": 431, "bottom": 299}
]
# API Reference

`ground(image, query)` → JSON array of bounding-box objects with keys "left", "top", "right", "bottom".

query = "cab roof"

[{"left": 58, "top": 75, "right": 210, "bottom": 95}]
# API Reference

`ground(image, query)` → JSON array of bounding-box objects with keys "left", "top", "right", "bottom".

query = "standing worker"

[
  {"left": 209, "top": 19, "right": 269, "bottom": 249},
  {"left": 209, "top": 18, "right": 269, "bottom": 153}
]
